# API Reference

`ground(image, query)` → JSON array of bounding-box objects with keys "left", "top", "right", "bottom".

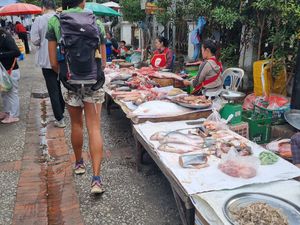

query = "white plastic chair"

[{"left": 222, "top": 68, "right": 245, "bottom": 91}]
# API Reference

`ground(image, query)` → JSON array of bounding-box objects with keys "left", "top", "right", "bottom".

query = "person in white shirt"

[{"left": 30, "top": 0, "right": 65, "bottom": 128}]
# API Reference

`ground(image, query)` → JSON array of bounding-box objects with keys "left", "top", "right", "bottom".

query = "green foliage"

[
  {"left": 120, "top": 0, "right": 145, "bottom": 23},
  {"left": 20, "top": 0, "right": 62, "bottom": 7},
  {"left": 121, "top": 0, "right": 300, "bottom": 71},
  {"left": 156, "top": 0, "right": 173, "bottom": 26},
  {"left": 212, "top": 6, "right": 240, "bottom": 30},
  {"left": 219, "top": 43, "right": 239, "bottom": 67}
]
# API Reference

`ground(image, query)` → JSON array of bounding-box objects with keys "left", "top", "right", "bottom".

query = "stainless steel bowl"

[
  {"left": 221, "top": 90, "right": 246, "bottom": 101},
  {"left": 284, "top": 109, "right": 300, "bottom": 130}
]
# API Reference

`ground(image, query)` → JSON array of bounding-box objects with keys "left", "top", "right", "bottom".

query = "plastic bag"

[
  {"left": 0, "top": 63, "right": 12, "bottom": 92},
  {"left": 204, "top": 109, "right": 229, "bottom": 130},
  {"left": 218, "top": 149, "right": 259, "bottom": 179},
  {"left": 212, "top": 97, "right": 224, "bottom": 111}
]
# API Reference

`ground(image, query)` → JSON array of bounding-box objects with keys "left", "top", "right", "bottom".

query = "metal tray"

[
  {"left": 172, "top": 100, "right": 212, "bottom": 109},
  {"left": 221, "top": 90, "right": 246, "bottom": 101},
  {"left": 223, "top": 192, "right": 300, "bottom": 225},
  {"left": 285, "top": 109, "right": 300, "bottom": 130}
]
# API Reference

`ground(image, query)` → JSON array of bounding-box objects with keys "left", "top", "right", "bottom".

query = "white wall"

[
  {"left": 187, "top": 22, "right": 195, "bottom": 60},
  {"left": 120, "top": 21, "right": 132, "bottom": 45}
]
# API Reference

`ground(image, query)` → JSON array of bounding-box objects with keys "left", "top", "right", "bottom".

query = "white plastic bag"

[
  {"left": 0, "top": 63, "right": 12, "bottom": 92},
  {"left": 204, "top": 109, "right": 229, "bottom": 130},
  {"left": 218, "top": 149, "right": 259, "bottom": 179}
]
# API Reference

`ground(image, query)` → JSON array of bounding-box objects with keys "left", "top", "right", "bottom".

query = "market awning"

[
  {"left": 101, "top": 1, "right": 120, "bottom": 9},
  {"left": 0, "top": 3, "right": 42, "bottom": 16},
  {"left": 0, "top": 0, "right": 18, "bottom": 7},
  {"left": 85, "top": 2, "right": 121, "bottom": 17}
]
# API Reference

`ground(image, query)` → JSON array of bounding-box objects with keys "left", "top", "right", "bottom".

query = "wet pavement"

[{"left": 0, "top": 53, "right": 182, "bottom": 224}]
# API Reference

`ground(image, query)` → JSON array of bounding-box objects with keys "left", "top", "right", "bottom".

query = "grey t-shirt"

[{"left": 30, "top": 11, "right": 56, "bottom": 69}]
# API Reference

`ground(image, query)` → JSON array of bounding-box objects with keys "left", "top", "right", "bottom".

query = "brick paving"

[{"left": 8, "top": 97, "right": 84, "bottom": 225}]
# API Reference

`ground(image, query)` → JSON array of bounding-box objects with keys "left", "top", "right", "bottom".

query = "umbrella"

[
  {"left": 0, "top": 0, "right": 17, "bottom": 7},
  {"left": 85, "top": 2, "right": 121, "bottom": 17},
  {"left": 0, "top": 3, "right": 42, "bottom": 16},
  {"left": 101, "top": 1, "right": 120, "bottom": 9}
]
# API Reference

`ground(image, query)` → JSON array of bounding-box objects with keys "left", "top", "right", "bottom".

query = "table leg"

[
  {"left": 135, "top": 137, "right": 145, "bottom": 172},
  {"left": 104, "top": 93, "right": 112, "bottom": 115},
  {"left": 172, "top": 187, "right": 195, "bottom": 225}
]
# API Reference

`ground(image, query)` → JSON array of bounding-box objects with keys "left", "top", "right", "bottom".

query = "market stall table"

[
  {"left": 132, "top": 126, "right": 195, "bottom": 225},
  {"left": 104, "top": 90, "right": 212, "bottom": 124},
  {"left": 132, "top": 120, "right": 300, "bottom": 225},
  {"left": 192, "top": 180, "right": 300, "bottom": 225}
]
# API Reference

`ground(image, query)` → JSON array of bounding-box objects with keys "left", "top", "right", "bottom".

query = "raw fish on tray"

[{"left": 129, "top": 100, "right": 191, "bottom": 117}]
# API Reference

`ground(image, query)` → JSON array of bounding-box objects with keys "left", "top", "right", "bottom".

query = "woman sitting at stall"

[
  {"left": 183, "top": 39, "right": 223, "bottom": 95},
  {"left": 151, "top": 36, "right": 174, "bottom": 71}
]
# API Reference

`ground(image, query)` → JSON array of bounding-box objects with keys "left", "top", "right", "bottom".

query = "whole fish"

[
  {"left": 110, "top": 80, "right": 127, "bottom": 86},
  {"left": 150, "top": 131, "right": 168, "bottom": 141},
  {"left": 158, "top": 143, "right": 202, "bottom": 154},
  {"left": 111, "top": 74, "right": 132, "bottom": 82},
  {"left": 160, "top": 131, "right": 203, "bottom": 146}
]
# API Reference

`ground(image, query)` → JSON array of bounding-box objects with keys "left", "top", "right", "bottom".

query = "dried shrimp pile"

[{"left": 230, "top": 202, "right": 289, "bottom": 225}]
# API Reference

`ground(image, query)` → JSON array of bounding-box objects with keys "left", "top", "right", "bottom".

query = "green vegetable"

[{"left": 259, "top": 151, "right": 279, "bottom": 165}]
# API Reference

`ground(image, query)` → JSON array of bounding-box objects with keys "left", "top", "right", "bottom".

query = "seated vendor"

[
  {"left": 151, "top": 36, "right": 174, "bottom": 71},
  {"left": 183, "top": 39, "right": 223, "bottom": 95},
  {"left": 117, "top": 40, "right": 128, "bottom": 59}
]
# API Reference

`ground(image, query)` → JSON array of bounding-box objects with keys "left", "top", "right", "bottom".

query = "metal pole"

[{"left": 172, "top": 0, "right": 176, "bottom": 50}]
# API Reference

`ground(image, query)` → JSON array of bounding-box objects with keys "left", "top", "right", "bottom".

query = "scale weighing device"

[{"left": 220, "top": 90, "right": 246, "bottom": 124}]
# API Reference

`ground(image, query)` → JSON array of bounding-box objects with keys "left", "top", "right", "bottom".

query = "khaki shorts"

[{"left": 63, "top": 87, "right": 105, "bottom": 107}]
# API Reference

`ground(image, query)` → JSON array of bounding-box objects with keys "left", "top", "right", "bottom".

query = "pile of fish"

[
  {"left": 105, "top": 65, "right": 186, "bottom": 92},
  {"left": 149, "top": 126, "right": 253, "bottom": 172},
  {"left": 151, "top": 129, "right": 251, "bottom": 156},
  {"left": 172, "top": 95, "right": 212, "bottom": 108},
  {"left": 111, "top": 90, "right": 165, "bottom": 105},
  {"left": 109, "top": 73, "right": 158, "bottom": 92}
]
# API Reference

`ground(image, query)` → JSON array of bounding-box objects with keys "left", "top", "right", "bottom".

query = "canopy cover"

[
  {"left": 85, "top": 2, "right": 121, "bottom": 17},
  {"left": 0, "top": 3, "right": 42, "bottom": 16}
]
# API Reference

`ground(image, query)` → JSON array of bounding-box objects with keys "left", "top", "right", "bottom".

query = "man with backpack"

[{"left": 46, "top": 0, "right": 107, "bottom": 194}]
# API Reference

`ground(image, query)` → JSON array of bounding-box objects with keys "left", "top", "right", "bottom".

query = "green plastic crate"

[
  {"left": 242, "top": 111, "right": 272, "bottom": 144},
  {"left": 253, "top": 104, "right": 290, "bottom": 125}
]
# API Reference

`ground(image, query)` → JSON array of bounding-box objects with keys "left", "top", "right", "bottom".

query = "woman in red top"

[
  {"left": 183, "top": 39, "right": 223, "bottom": 95},
  {"left": 15, "top": 21, "right": 30, "bottom": 54},
  {"left": 151, "top": 36, "right": 174, "bottom": 71}
]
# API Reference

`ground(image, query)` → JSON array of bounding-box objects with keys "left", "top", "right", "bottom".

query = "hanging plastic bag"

[
  {"left": 0, "top": 63, "right": 12, "bottom": 92},
  {"left": 204, "top": 109, "right": 229, "bottom": 130}
]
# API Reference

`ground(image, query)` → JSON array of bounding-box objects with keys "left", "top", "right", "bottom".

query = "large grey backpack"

[{"left": 57, "top": 12, "right": 105, "bottom": 92}]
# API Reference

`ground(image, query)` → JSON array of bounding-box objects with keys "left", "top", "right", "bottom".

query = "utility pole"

[
  {"left": 291, "top": 40, "right": 300, "bottom": 109},
  {"left": 171, "top": 0, "right": 176, "bottom": 50}
]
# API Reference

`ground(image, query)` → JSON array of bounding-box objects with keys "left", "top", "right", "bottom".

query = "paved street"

[{"left": 0, "top": 53, "right": 181, "bottom": 225}]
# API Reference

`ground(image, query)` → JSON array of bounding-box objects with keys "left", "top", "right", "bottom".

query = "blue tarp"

[{"left": 0, "top": 0, "right": 18, "bottom": 7}]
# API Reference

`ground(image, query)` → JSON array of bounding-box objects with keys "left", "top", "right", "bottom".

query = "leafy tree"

[
  {"left": 120, "top": 0, "right": 145, "bottom": 23},
  {"left": 20, "top": 0, "right": 62, "bottom": 7}
]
